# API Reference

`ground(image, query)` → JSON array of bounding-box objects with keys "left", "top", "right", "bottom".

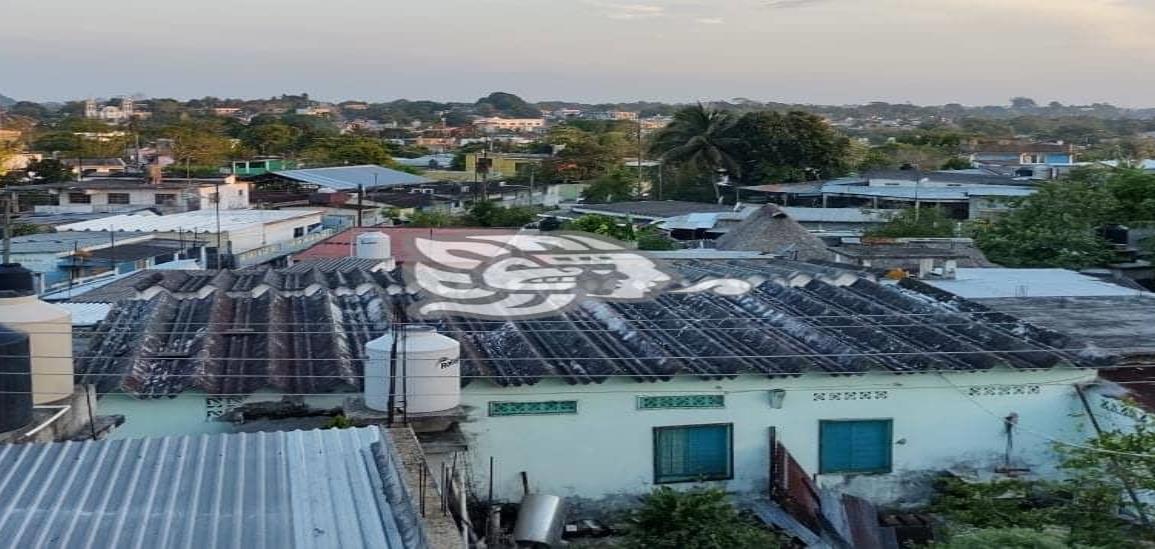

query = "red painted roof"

[{"left": 292, "top": 226, "right": 516, "bottom": 264}]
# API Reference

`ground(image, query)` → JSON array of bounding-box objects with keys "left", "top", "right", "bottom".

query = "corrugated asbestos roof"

[
  {"left": 0, "top": 427, "right": 427, "bottom": 549},
  {"left": 273, "top": 165, "right": 432, "bottom": 190}
]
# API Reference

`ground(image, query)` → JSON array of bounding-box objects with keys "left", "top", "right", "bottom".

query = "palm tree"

[{"left": 650, "top": 103, "right": 742, "bottom": 201}]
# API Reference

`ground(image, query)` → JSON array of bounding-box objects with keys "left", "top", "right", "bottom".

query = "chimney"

[{"left": 148, "top": 164, "right": 163, "bottom": 185}]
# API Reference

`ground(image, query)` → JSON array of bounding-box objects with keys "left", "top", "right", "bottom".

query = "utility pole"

[
  {"left": 214, "top": 180, "right": 223, "bottom": 269},
  {"left": 636, "top": 114, "right": 644, "bottom": 198},
  {"left": 2, "top": 191, "right": 15, "bottom": 265}
]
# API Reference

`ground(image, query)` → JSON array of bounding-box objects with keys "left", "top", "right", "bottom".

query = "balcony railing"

[{"left": 233, "top": 229, "right": 335, "bottom": 267}]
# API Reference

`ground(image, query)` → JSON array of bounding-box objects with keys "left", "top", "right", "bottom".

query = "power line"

[{"left": 0, "top": 345, "right": 1134, "bottom": 361}]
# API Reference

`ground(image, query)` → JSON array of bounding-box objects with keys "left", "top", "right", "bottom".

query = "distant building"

[
  {"left": 472, "top": 117, "right": 546, "bottom": 133},
  {"left": 463, "top": 152, "right": 549, "bottom": 178},
  {"left": 583, "top": 110, "right": 639, "bottom": 121},
  {"left": 25, "top": 175, "right": 250, "bottom": 214},
  {"left": 968, "top": 141, "right": 1077, "bottom": 166},
  {"left": 83, "top": 97, "right": 138, "bottom": 122},
  {"left": 61, "top": 157, "right": 128, "bottom": 176},
  {"left": 230, "top": 157, "right": 296, "bottom": 177},
  {"left": 57, "top": 208, "right": 325, "bottom": 268}
]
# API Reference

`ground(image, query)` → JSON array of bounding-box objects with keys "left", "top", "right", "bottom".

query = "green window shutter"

[
  {"left": 819, "top": 420, "right": 893, "bottom": 474},
  {"left": 653, "top": 424, "right": 732, "bottom": 483}
]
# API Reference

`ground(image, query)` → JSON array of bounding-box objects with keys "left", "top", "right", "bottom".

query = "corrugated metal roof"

[
  {"left": 57, "top": 209, "right": 324, "bottom": 233},
  {"left": 273, "top": 165, "right": 431, "bottom": 190},
  {"left": 0, "top": 427, "right": 427, "bottom": 549},
  {"left": 55, "top": 302, "right": 113, "bottom": 326},
  {"left": 9, "top": 232, "right": 148, "bottom": 254}
]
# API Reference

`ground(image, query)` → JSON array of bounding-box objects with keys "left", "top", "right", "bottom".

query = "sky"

[{"left": 5, "top": 0, "right": 1155, "bottom": 106}]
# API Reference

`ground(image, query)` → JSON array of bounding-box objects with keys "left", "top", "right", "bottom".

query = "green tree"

[
  {"left": 302, "top": 137, "right": 393, "bottom": 166},
  {"left": 241, "top": 123, "right": 299, "bottom": 155},
  {"left": 972, "top": 180, "right": 1117, "bottom": 268},
  {"left": 934, "top": 528, "right": 1067, "bottom": 549},
  {"left": 867, "top": 207, "right": 956, "bottom": 238},
  {"left": 1102, "top": 168, "right": 1155, "bottom": 224},
  {"left": 941, "top": 157, "right": 974, "bottom": 170},
  {"left": 730, "top": 110, "right": 851, "bottom": 182},
  {"left": 170, "top": 124, "right": 234, "bottom": 170},
  {"left": 581, "top": 170, "right": 635, "bottom": 202},
  {"left": 624, "top": 487, "right": 780, "bottom": 549},
  {"left": 636, "top": 226, "right": 678, "bottom": 251},
  {"left": 24, "top": 159, "right": 71, "bottom": 183},
  {"left": 567, "top": 214, "right": 635, "bottom": 241},
  {"left": 407, "top": 210, "right": 455, "bottom": 228},
  {"left": 460, "top": 201, "right": 535, "bottom": 227},
  {"left": 650, "top": 104, "right": 741, "bottom": 201}
]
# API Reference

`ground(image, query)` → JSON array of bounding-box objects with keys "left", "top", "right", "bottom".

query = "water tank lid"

[{"left": 0, "top": 264, "right": 35, "bottom": 297}]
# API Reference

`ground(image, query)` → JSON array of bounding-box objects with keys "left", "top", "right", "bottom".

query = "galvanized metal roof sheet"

[
  {"left": 273, "top": 165, "right": 431, "bottom": 190},
  {"left": 0, "top": 427, "right": 425, "bottom": 549}
]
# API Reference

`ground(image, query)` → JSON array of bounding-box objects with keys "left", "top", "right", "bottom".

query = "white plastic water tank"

[
  {"left": 0, "top": 295, "right": 74, "bottom": 405},
  {"left": 364, "top": 326, "right": 461, "bottom": 414},
  {"left": 355, "top": 231, "right": 392, "bottom": 259}
]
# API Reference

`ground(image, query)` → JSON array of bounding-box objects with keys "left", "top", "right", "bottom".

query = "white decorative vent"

[
  {"left": 967, "top": 385, "right": 1041, "bottom": 397},
  {"left": 812, "top": 391, "right": 889, "bottom": 401}
]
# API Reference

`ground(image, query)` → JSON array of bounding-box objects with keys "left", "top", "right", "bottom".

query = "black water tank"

[
  {"left": 0, "top": 324, "right": 33, "bottom": 433},
  {"left": 0, "top": 263, "right": 35, "bottom": 297}
]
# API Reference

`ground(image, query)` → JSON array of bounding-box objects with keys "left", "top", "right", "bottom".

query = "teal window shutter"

[
  {"left": 653, "top": 424, "right": 733, "bottom": 483},
  {"left": 819, "top": 420, "right": 893, "bottom": 474}
]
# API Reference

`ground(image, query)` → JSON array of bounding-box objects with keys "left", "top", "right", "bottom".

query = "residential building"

[
  {"left": 25, "top": 175, "right": 250, "bottom": 214},
  {"left": 292, "top": 227, "right": 516, "bottom": 264},
  {"left": 583, "top": 110, "right": 639, "bottom": 121},
  {"left": 62, "top": 157, "right": 128, "bottom": 176},
  {"left": 0, "top": 427, "right": 446, "bottom": 549},
  {"left": 7, "top": 231, "right": 202, "bottom": 292},
  {"left": 65, "top": 257, "right": 1112, "bottom": 515},
  {"left": 230, "top": 157, "right": 297, "bottom": 177},
  {"left": 818, "top": 170, "right": 1037, "bottom": 219},
  {"left": 57, "top": 208, "right": 325, "bottom": 268},
  {"left": 968, "top": 141, "right": 1077, "bottom": 165},
  {"left": 472, "top": 117, "right": 546, "bottom": 133},
  {"left": 463, "top": 152, "right": 549, "bottom": 178}
]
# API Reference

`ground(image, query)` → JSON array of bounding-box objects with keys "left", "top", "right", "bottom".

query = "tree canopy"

[{"left": 866, "top": 207, "right": 957, "bottom": 238}]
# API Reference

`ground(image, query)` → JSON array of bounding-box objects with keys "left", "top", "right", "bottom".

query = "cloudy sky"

[{"left": 5, "top": 0, "right": 1155, "bottom": 105}]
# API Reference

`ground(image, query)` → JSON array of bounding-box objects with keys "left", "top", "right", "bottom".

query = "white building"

[
  {"left": 472, "top": 117, "right": 546, "bottom": 133},
  {"left": 57, "top": 208, "right": 325, "bottom": 268},
  {"left": 31, "top": 176, "right": 250, "bottom": 214},
  {"left": 459, "top": 369, "right": 1094, "bottom": 505}
]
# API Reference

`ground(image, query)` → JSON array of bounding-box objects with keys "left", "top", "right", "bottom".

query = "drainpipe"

[{"left": 1075, "top": 385, "right": 1150, "bottom": 527}]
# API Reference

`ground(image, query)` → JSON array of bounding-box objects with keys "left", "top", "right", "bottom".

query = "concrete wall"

[
  {"left": 99, "top": 390, "right": 349, "bottom": 439},
  {"left": 458, "top": 369, "right": 1096, "bottom": 506}
]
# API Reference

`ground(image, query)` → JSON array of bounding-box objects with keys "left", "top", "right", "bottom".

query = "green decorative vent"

[
  {"left": 488, "top": 400, "right": 578, "bottom": 417},
  {"left": 638, "top": 395, "right": 725, "bottom": 410}
]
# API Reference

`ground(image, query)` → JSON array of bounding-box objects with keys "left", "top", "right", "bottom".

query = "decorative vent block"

[
  {"left": 812, "top": 391, "right": 889, "bottom": 402},
  {"left": 967, "top": 385, "right": 1041, "bottom": 397},
  {"left": 637, "top": 395, "right": 725, "bottom": 410},
  {"left": 205, "top": 396, "right": 245, "bottom": 420},
  {"left": 488, "top": 400, "right": 578, "bottom": 417}
]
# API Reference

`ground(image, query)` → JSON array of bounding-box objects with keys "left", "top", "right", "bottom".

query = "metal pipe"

[{"left": 23, "top": 405, "right": 72, "bottom": 437}]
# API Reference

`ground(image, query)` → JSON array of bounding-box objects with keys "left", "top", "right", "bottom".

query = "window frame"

[
  {"left": 68, "top": 192, "right": 91, "bottom": 204},
  {"left": 652, "top": 423, "right": 734, "bottom": 485},
  {"left": 106, "top": 192, "right": 131, "bottom": 205},
  {"left": 818, "top": 418, "right": 894, "bottom": 475}
]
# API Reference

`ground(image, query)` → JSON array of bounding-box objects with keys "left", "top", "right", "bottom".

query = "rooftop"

[
  {"left": 922, "top": 268, "right": 1146, "bottom": 299},
  {"left": 272, "top": 165, "right": 432, "bottom": 191},
  {"left": 442, "top": 259, "right": 1096, "bottom": 386},
  {"left": 292, "top": 226, "right": 519, "bottom": 264},
  {"left": 820, "top": 182, "right": 1036, "bottom": 201},
  {"left": 571, "top": 200, "right": 735, "bottom": 220},
  {"left": 77, "top": 262, "right": 404, "bottom": 396},
  {"left": 832, "top": 244, "right": 971, "bottom": 260},
  {"left": 57, "top": 209, "right": 323, "bottom": 233},
  {"left": 7, "top": 231, "right": 146, "bottom": 254},
  {"left": 779, "top": 207, "right": 897, "bottom": 224},
  {"left": 0, "top": 427, "right": 428, "bottom": 549},
  {"left": 7, "top": 177, "right": 235, "bottom": 191}
]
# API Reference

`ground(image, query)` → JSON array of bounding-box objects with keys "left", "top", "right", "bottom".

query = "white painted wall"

[
  {"left": 100, "top": 390, "right": 349, "bottom": 439},
  {"left": 458, "top": 369, "right": 1096, "bottom": 505}
]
